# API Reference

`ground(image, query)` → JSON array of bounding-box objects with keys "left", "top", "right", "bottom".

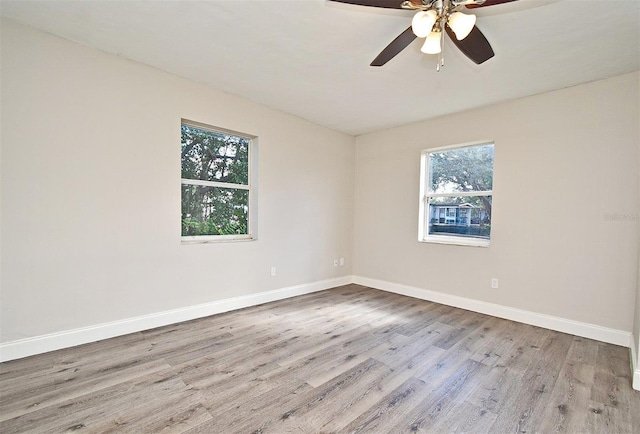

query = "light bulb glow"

[
  {"left": 421, "top": 30, "right": 442, "bottom": 54},
  {"left": 411, "top": 10, "right": 438, "bottom": 38},
  {"left": 447, "top": 11, "right": 476, "bottom": 40}
]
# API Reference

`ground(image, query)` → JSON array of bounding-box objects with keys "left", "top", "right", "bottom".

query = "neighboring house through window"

[
  {"left": 181, "top": 119, "right": 256, "bottom": 242},
  {"left": 418, "top": 142, "right": 494, "bottom": 247}
]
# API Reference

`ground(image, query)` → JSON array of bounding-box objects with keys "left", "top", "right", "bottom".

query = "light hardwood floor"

[{"left": 1, "top": 285, "right": 639, "bottom": 433}]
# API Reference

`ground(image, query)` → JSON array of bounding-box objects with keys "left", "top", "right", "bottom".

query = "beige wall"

[
  {"left": 353, "top": 71, "right": 640, "bottom": 333},
  {"left": 2, "top": 17, "right": 639, "bottom": 356},
  {"left": 0, "top": 20, "right": 354, "bottom": 343}
]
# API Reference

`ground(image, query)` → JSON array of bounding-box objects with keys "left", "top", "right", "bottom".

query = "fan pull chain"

[{"left": 436, "top": 22, "right": 445, "bottom": 72}]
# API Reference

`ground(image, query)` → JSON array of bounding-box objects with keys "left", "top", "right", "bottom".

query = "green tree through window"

[
  {"left": 181, "top": 122, "right": 252, "bottom": 238},
  {"left": 429, "top": 144, "right": 494, "bottom": 221}
]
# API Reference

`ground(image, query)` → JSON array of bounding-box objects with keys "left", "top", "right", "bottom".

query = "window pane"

[
  {"left": 428, "top": 144, "right": 494, "bottom": 193},
  {"left": 181, "top": 124, "right": 249, "bottom": 185},
  {"left": 427, "top": 196, "right": 492, "bottom": 239},
  {"left": 181, "top": 184, "right": 248, "bottom": 236}
]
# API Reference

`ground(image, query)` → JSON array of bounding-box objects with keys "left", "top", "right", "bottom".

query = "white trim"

[
  {"left": 427, "top": 191, "right": 493, "bottom": 198},
  {"left": 181, "top": 234, "right": 253, "bottom": 243},
  {"left": 420, "top": 234, "right": 490, "bottom": 247},
  {"left": 181, "top": 178, "right": 249, "bottom": 190},
  {"left": 0, "top": 276, "right": 352, "bottom": 363},
  {"left": 180, "top": 118, "right": 257, "bottom": 241},
  {"left": 2, "top": 275, "right": 633, "bottom": 366},
  {"left": 248, "top": 136, "right": 258, "bottom": 240},
  {"left": 352, "top": 276, "right": 632, "bottom": 348},
  {"left": 418, "top": 141, "right": 494, "bottom": 246},
  {"left": 631, "top": 336, "right": 640, "bottom": 391},
  {"left": 425, "top": 139, "right": 496, "bottom": 153},
  {"left": 181, "top": 118, "right": 256, "bottom": 141}
]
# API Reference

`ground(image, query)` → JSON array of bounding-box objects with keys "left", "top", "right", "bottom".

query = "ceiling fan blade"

[
  {"left": 329, "top": 0, "right": 408, "bottom": 9},
  {"left": 370, "top": 26, "right": 417, "bottom": 66},
  {"left": 445, "top": 24, "right": 494, "bottom": 64},
  {"left": 465, "top": 0, "right": 519, "bottom": 9}
]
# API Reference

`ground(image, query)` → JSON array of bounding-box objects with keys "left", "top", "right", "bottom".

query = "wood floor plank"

[
  {"left": 468, "top": 316, "right": 528, "bottom": 367},
  {"left": 193, "top": 379, "right": 312, "bottom": 433},
  {"left": 389, "top": 359, "right": 488, "bottom": 433},
  {"left": 1, "top": 373, "right": 190, "bottom": 433},
  {"left": 279, "top": 327, "right": 407, "bottom": 388},
  {"left": 335, "top": 376, "right": 431, "bottom": 434},
  {"left": 89, "top": 395, "right": 212, "bottom": 433},
  {"left": 488, "top": 330, "right": 574, "bottom": 433},
  {"left": 373, "top": 321, "right": 452, "bottom": 367},
  {"left": 411, "top": 314, "right": 496, "bottom": 393},
  {"left": 0, "top": 359, "right": 172, "bottom": 423},
  {"left": 1, "top": 285, "right": 638, "bottom": 434},
  {"left": 466, "top": 323, "right": 554, "bottom": 415},
  {"left": 581, "top": 398, "right": 630, "bottom": 434},
  {"left": 536, "top": 336, "right": 599, "bottom": 433},
  {"left": 193, "top": 362, "right": 305, "bottom": 420},
  {"left": 441, "top": 401, "right": 498, "bottom": 433},
  {"left": 312, "top": 359, "right": 426, "bottom": 433},
  {"left": 244, "top": 358, "right": 392, "bottom": 433},
  {"left": 585, "top": 344, "right": 636, "bottom": 433}
]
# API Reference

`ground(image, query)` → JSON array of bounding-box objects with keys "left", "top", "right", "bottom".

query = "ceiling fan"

[{"left": 330, "top": 0, "right": 519, "bottom": 70}]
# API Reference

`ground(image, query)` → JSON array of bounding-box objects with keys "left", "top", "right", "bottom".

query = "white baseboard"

[
  {"left": 2, "top": 274, "right": 634, "bottom": 367},
  {"left": 353, "top": 276, "right": 632, "bottom": 348},
  {"left": 631, "top": 336, "right": 640, "bottom": 391},
  {"left": 0, "top": 276, "right": 353, "bottom": 363}
]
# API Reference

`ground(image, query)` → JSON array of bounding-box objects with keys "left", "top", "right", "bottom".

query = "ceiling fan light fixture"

[
  {"left": 411, "top": 10, "right": 438, "bottom": 38},
  {"left": 447, "top": 11, "right": 476, "bottom": 40},
  {"left": 421, "top": 30, "right": 442, "bottom": 54}
]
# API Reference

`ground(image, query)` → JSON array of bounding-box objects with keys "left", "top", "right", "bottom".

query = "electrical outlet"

[
  {"left": 271, "top": 267, "right": 277, "bottom": 277},
  {"left": 333, "top": 259, "right": 339, "bottom": 267},
  {"left": 339, "top": 257, "right": 345, "bottom": 267},
  {"left": 491, "top": 278, "right": 499, "bottom": 289}
]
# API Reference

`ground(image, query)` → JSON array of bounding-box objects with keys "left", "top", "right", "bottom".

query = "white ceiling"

[{"left": 1, "top": 0, "right": 639, "bottom": 135}]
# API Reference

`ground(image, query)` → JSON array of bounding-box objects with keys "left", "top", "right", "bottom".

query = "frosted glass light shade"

[
  {"left": 421, "top": 31, "right": 442, "bottom": 54},
  {"left": 411, "top": 10, "right": 438, "bottom": 38},
  {"left": 448, "top": 12, "right": 476, "bottom": 40}
]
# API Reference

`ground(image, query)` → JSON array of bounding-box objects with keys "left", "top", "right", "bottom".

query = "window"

[
  {"left": 181, "top": 120, "right": 256, "bottom": 242},
  {"left": 418, "top": 142, "right": 494, "bottom": 247}
]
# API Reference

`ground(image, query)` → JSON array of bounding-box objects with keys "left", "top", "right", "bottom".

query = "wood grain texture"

[{"left": 1, "top": 284, "right": 638, "bottom": 433}]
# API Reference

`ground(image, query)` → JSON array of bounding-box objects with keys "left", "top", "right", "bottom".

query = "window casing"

[
  {"left": 181, "top": 120, "right": 257, "bottom": 243},
  {"left": 418, "top": 142, "right": 494, "bottom": 247}
]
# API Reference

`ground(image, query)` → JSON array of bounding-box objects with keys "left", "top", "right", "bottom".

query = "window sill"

[
  {"left": 419, "top": 235, "right": 490, "bottom": 248},
  {"left": 181, "top": 235, "right": 254, "bottom": 244}
]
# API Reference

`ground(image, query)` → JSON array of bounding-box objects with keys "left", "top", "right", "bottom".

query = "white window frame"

[
  {"left": 180, "top": 119, "right": 258, "bottom": 244},
  {"left": 418, "top": 141, "right": 494, "bottom": 247}
]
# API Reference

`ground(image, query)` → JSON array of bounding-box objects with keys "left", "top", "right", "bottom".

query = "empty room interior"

[{"left": 1, "top": 0, "right": 639, "bottom": 432}]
